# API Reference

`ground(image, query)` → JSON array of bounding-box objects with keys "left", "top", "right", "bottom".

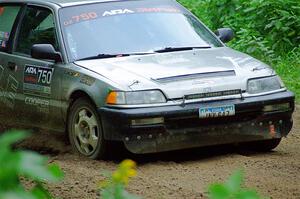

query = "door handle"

[{"left": 8, "top": 62, "right": 17, "bottom": 71}]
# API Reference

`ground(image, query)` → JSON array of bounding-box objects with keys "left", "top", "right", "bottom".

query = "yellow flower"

[
  {"left": 99, "top": 159, "right": 137, "bottom": 190},
  {"left": 112, "top": 159, "right": 137, "bottom": 185},
  {"left": 127, "top": 169, "right": 137, "bottom": 178},
  {"left": 112, "top": 171, "right": 122, "bottom": 182},
  {"left": 121, "top": 159, "right": 136, "bottom": 168}
]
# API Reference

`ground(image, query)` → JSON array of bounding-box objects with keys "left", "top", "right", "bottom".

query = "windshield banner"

[{"left": 61, "top": 0, "right": 187, "bottom": 27}]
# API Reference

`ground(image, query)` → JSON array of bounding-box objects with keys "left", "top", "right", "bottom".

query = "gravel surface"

[{"left": 17, "top": 105, "right": 300, "bottom": 199}]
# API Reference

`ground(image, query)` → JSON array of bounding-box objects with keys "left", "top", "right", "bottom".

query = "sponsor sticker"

[
  {"left": 269, "top": 125, "right": 276, "bottom": 138},
  {"left": 4, "top": 32, "right": 9, "bottom": 39},
  {"left": 0, "top": 72, "right": 19, "bottom": 109},
  {"left": 23, "top": 65, "right": 54, "bottom": 97},
  {"left": 0, "top": 40, "right": 6, "bottom": 48},
  {"left": 0, "top": 31, "right": 9, "bottom": 40},
  {"left": 25, "top": 96, "right": 50, "bottom": 113},
  {"left": 102, "top": 9, "right": 134, "bottom": 16},
  {"left": 0, "top": 7, "right": 4, "bottom": 16},
  {"left": 64, "top": 70, "right": 80, "bottom": 77},
  {"left": 80, "top": 75, "right": 95, "bottom": 86},
  {"left": 136, "top": 7, "right": 180, "bottom": 13}
]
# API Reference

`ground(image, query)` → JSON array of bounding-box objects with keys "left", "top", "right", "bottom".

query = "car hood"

[{"left": 75, "top": 47, "right": 275, "bottom": 99}]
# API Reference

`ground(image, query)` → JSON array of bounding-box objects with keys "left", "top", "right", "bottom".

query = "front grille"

[{"left": 185, "top": 89, "right": 242, "bottom": 100}]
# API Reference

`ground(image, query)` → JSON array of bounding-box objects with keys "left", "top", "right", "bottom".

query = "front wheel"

[{"left": 67, "top": 98, "right": 108, "bottom": 159}]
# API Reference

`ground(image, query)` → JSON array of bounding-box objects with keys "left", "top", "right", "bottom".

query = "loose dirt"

[{"left": 16, "top": 106, "right": 300, "bottom": 199}]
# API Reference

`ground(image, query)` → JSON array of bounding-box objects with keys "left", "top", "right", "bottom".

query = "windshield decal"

[
  {"left": 64, "top": 12, "right": 98, "bottom": 26},
  {"left": 137, "top": 7, "right": 180, "bottom": 13},
  {"left": 103, "top": 9, "right": 134, "bottom": 16},
  {"left": 63, "top": 6, "right": 183, "bottom": 27}
]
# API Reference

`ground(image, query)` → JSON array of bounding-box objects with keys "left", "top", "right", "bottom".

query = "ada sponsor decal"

[
  {"left": 102, "top": 9, "right": 134, "bottom": 16},
  {"left": 24, "top": 65, "right": 54, "bottom": 97}
]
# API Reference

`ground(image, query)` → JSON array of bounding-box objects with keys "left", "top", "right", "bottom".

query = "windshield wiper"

[
  {"left": 77, "top": 52, "right": 155, "bottom": 61},
  {"left": 154, "top": 46, "right": 211, "bottom": 53},
  {"left": 76, "top": 54, "right": 129, "bottom": 61},
  {"left": 76, "top": 47, "right": 211, "bottom": 60}
]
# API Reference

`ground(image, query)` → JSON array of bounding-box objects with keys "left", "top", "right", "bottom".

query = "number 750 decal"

[{"left": 24, "top": 65, "right": 54, "bottom": 86}]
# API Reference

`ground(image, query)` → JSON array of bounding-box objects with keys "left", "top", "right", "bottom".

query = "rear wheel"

[
  {"left": 246, "top": 138, "right": 282, "bottom": 152},
  {"left": 67, "top": 98, "right": 107, "bottom": 159}
]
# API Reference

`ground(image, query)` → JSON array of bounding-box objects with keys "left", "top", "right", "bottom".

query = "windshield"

[{"left": 59, "top": 0, "right": 223, "bottom": 61}]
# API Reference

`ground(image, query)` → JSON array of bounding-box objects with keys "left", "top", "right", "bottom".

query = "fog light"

[
  {"left": 131, "top": 117, "right": 164, "bottom": 126},
  {"left": 263, "top": 103, "right": 290, "bottom": 112}
]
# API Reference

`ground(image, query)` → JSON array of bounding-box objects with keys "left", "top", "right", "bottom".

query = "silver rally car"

[{"left": 0, "top": 0, "right": 295, "bottom": 159}]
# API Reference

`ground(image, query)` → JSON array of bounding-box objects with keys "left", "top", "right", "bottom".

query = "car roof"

[{"left": 0, "top": 0, "right": 141, "bottom": 8}]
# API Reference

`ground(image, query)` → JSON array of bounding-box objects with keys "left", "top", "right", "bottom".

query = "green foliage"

[
  {"left": 177, "top": 0, "right": 211, "bottom": 25},
  {"left": 99, "top": 160, "right": 140, "bottom": 199},
  {"left": 179, "top": 0, "right": 300, "bottom": 62},
  {"left": 0, "top": 130, "right": 64, "bottom": 199},
  {"left": 274, "top": 48, "right": 300, "bottom": 101},
  {"left": 208, "top": 170, "right": 263, "bottom": 199}
]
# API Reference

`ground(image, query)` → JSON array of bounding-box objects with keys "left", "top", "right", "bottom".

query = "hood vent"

[{"left": 154, "top": 70, "right": 236, "bottom": 83}]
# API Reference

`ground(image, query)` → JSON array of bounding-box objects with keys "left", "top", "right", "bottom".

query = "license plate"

[{"left": 199, "top": 105, "right": 235, "bottom": 118}]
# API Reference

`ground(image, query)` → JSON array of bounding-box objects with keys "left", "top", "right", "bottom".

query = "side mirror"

[
  {"left": 215, "top": 28, "right": 235, "bottom": 43},
  {"left": 31, "top": 44, "right": 62, "bottom": 63}
]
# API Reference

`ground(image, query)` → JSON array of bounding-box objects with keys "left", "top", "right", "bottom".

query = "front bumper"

[{"left": 99, "top": 91, "right": 295, "bottom": 154}]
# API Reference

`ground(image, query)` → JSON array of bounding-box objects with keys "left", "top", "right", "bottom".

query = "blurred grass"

[{"left": 274, "top": 51, "right": 300, "bottom": 103}]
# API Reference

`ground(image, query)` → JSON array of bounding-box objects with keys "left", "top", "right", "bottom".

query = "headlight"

[
  {"left": 247, "top": 76, "right": 284, "bottom": 94},
  {"left": 106, "top": 90, "right": 166, "bottom": 105}
]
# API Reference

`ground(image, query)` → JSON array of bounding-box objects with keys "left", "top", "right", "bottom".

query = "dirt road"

[{"left": 19, "top": 106, "right": 300, "bottom": 199}]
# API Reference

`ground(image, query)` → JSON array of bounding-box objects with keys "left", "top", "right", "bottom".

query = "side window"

[
  {"left": 15, "top": 7, "right": 58, "bottom": 55},
  {"left": 0, "top": 6, "right": 21, "bottom": 50}
]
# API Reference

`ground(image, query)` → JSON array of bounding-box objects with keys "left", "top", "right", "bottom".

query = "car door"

[
  {"left": 0, "top": 4, "right": 22, "bottom": 125},
  {"left": 7, "top": 5, "right": 64, "bottom": 131}
]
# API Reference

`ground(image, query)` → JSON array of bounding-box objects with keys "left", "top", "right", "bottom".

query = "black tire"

[
  {"left": 67, "top": 98, "right": 108, "bottom": 159},
  {"left": 246, "top": 138, "right": 282, "bottom": 152}
]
